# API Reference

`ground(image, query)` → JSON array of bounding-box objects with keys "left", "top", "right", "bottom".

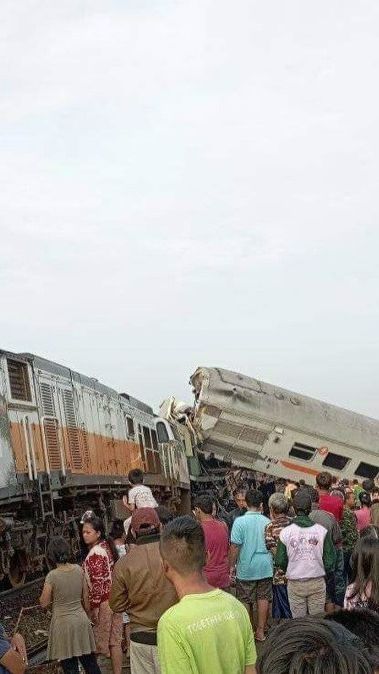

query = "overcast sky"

[{"left": 1, "top": 0, "right": 379, "bottom": 418}]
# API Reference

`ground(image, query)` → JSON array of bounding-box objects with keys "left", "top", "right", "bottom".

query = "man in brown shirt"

[{"left": 109, "top": 508, "right": 177, "bottom": 674}]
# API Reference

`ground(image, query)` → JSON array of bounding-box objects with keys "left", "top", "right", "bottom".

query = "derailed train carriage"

[
  {"left": 167, "top": 366, "right": 379, "bottom": 486},
  {"left": 0, "top": 350, "right": 190, "bottom": 587}
]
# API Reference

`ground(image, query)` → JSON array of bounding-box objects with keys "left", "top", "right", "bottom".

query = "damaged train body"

[
  {"left": 165, "top": 367, "right": 379, "bottom": 486},
  {"left": 0, "top": 350, "right": 190, "bottom": 587}
]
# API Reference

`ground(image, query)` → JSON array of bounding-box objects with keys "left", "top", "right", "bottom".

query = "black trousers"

[{"left": 60, "top": 653, "right": 101, "bottom": 674}]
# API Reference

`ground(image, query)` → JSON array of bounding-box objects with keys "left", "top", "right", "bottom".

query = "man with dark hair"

[
  {"left": 226, "top": 488, "right": 247, "bottom": 529},
  {"left": 156, "top": 506, "right": 174, "bottom": 527},
  {"left": 362, "top": 478, "right": 375, "bottom": 493},
  {"left": 230, "top": 490, "right": 273, "bottom": 642},
  {"left": 193, "top": 494, "right": 230, "bottom": 590},
  {"left": 316, "top": 471, "right": 344, "bottom": 522},
  {"left": 110, "top": 508, "right": 176, "bottom": 674},
  {"left": 257, "top": 618, "right": 372, "bottom": 674},
  {"left": 158, "top": 516, "right": 256, "bottom": 674},
  {"left": 326, "top": 608, "right": 379, "bottom": 671},
  {"left": 276, "top": 491, "right": 336, "bottom": 617}
]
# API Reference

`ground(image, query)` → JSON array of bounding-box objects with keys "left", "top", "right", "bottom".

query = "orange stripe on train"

[{"left": 280, "top": 460, "right": 320, "bottom": 477}]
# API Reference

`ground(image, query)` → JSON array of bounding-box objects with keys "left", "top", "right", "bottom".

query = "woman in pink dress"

[
  {"left": 82, "top": 516, "right": 123, "bottom": 674},
  {"left": 355, "top": 492, "right": 372, "bottom": 532}
]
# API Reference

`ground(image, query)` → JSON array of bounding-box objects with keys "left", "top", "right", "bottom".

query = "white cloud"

[{"left": 0, "top": 0, "right": 379, "bottom": 417}]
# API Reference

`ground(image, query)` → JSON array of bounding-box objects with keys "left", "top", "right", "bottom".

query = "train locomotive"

[{"left": 0, "top": 349, "right": 190, "bottom": 587}]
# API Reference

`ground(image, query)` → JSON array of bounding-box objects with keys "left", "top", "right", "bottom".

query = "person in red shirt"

[
  {"left": 316, "top": 471, "right": 344, "bottom": 522},
  {"left": 193, "top": 493, "right": 230, "bottom": 590}
]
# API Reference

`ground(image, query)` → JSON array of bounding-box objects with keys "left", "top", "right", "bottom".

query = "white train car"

[{"left": 188, "top": 367, "right": 379, "bottom": 485}]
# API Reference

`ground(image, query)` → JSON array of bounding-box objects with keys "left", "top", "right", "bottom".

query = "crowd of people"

[{"left": 0, "top": 467, "right": 378, "bottom": 674}]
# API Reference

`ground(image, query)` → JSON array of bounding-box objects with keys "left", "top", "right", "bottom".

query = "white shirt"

[{"left": 128, "top": 484, "right": 158, "bottom": 509}]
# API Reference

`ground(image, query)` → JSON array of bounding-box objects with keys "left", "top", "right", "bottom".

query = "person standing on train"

[
  {"left": 316, "top": 472, "right": 344, "bottom": 522},
  {"left": 110, "top": 508, "right": 177, "bottom": 674},
  {"left": 82, "top": 516, "right": 123, "bottom": 674},
  {"left": 193, "top": 493, "right": 230, "bottom": 591}
]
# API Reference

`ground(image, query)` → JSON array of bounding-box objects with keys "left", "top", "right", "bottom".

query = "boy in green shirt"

[{"left": 157, "top": 516, "right": 257, "bottom": 674}]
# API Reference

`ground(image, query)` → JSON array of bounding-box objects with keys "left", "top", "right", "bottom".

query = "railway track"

[{"left": 0, "top": 578, "right": 50, "bottom": 656}]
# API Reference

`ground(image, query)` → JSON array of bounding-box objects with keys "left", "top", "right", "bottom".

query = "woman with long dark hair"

[
  {"left": 355, "top": 491, "right": 372, "bottom": 533},
  {"left": 344, "top": 536, "right": 379, "bottom": 612},
  {"left": 39, "top": 536, "right": 100, "bottom": 674},
  {"left": 82, "top": 516, "right": 123, "bottom": 674}
]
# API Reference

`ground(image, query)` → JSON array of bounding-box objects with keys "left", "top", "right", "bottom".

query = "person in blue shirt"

[{"left": 230, "top": 490, "right": 273, "bottom": 643}]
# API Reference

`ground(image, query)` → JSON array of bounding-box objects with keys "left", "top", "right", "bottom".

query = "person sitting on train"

[
  {"left": 0, "top": 627, "right": 27, "bottom": 674},
  {"left": 110, "top": 508, "right": 177, "bottom": 674},
  {"left": 316, "top": 472, "right": 344, "bottom": 522},
  {"left": 123, "top": 469, "right": 158, "bottom": 538}
]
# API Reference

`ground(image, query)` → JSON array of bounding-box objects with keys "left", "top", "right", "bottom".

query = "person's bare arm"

[
  {"left": 82, "top": 576, "right": 91, "bottom": 616},
  {"left": 10, "top": 634, "right": 27, "bottom": 664},
  {"left": 39, "top": 582, "right": 52, "bottom": 608},
  {"left": 245, "top": 666, "right": 256, "bottom": 674},
  {"left": 229, "top": 543, "right": 240, "bottom": 568}
]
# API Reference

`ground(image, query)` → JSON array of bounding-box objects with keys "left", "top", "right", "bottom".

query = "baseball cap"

[{"left": 131, "top": 507, "right": 160, "bottom": 535}]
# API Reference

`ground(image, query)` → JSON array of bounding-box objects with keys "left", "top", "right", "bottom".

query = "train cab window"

[
  {"left": 289, "top": 442, "right": 316, "bottom": 461},
  {"left": 125, "top": 416, "right": 135, "bottom": 438},
  {"left": 322, "top": 452, "right": 350, "bottom": 470},
  {"left": 151, "top": 428, "right": 158, "bottom": 451},
  {"left": 156, "top": 421, "right": 169, "bottom": 444},
  {"left": 143, "top": 426, "right": 152, "bottom": 449},
  {"left": 355, "top": 462, "right": 379, "bottom": 480},
  {"left": 7, "top": 359, "right": 32, "bottom": 401}
]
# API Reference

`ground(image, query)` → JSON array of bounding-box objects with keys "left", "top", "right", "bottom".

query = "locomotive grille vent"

[
  {"left": 62, "top": 389, "right": 83, "bottom": 471},
  {"left": 40, "top": 382, "right": 55, "bottom": 416},
  {"left": 214, "top": 420, "right": 269, "bottom": 446},
  {"left": 239, "top": 427, "right": 269, "bottom": 445},
  {"left": 214, "top": 420, "right": 241, "bottom": 438},
  {"left": 43, "top": 418, "right": 61, "bottom": 470}
]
